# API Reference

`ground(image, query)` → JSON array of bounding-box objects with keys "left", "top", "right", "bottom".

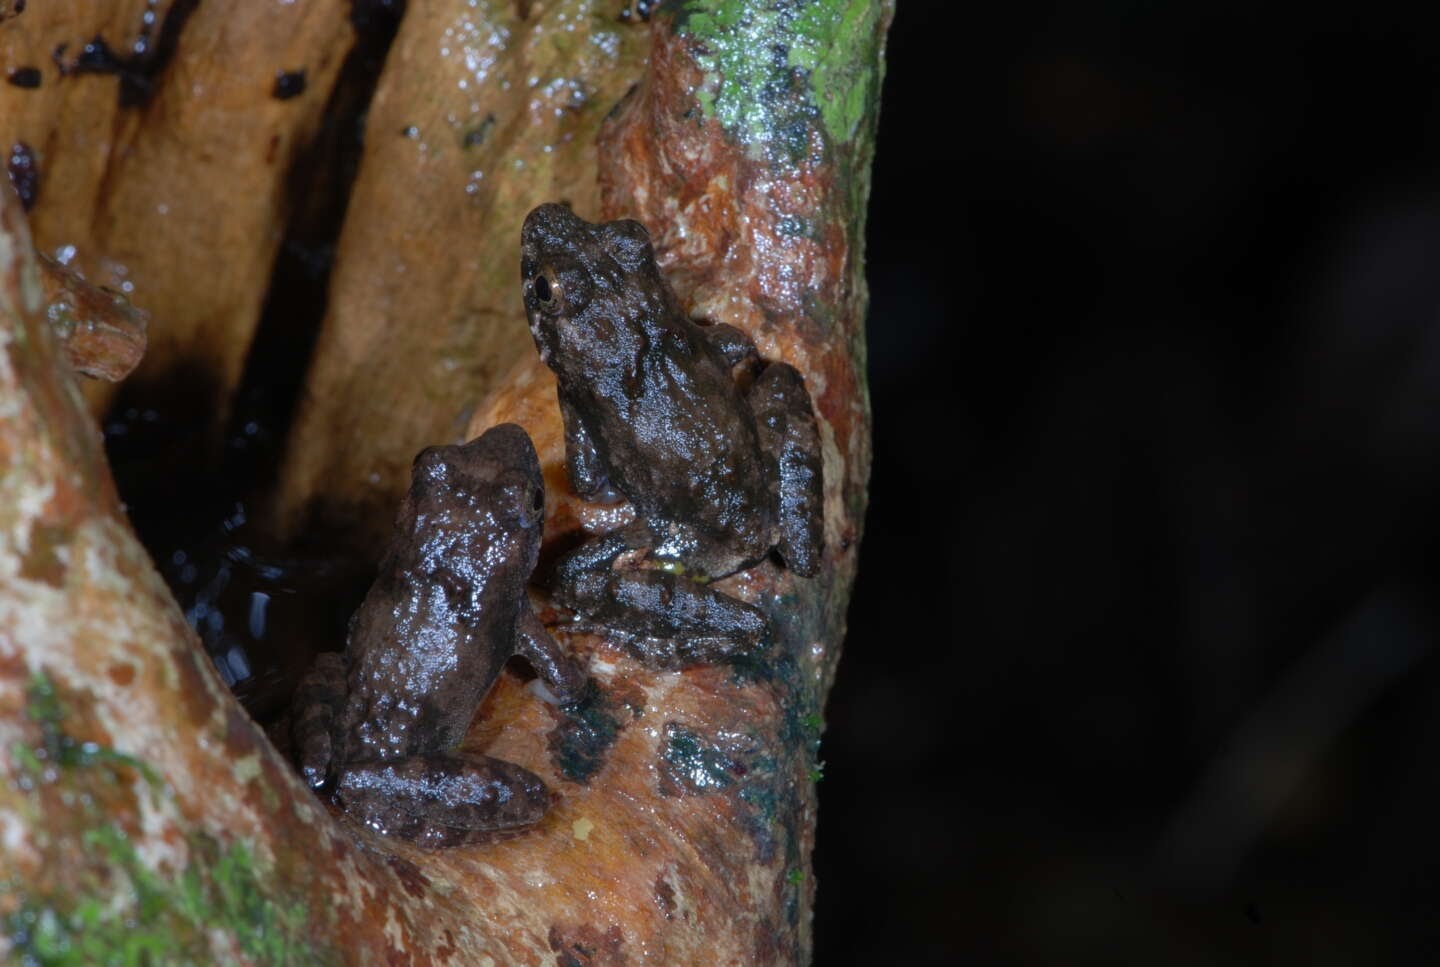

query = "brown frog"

[
  {"left": 521, "top": 203, "right": 824, "bottom": 666},
  {"left": 290, "top": 423, "right": 586, "bottom": 848}
]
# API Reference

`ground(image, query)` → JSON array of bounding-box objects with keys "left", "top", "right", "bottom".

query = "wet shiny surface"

[
  {"left": 521, "top": 204, "right": 824, "bottom": 655},
  {"left": 291, "top": 423, "right": 586, "bottom": 846}
]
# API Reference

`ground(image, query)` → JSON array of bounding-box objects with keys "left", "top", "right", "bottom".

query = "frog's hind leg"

[
  {"left": 551, "top": 525, "right": 770, "bottom": 668},
  {"left": 750, "top": 362, "right": 824, "bottom": 577},
  {"left": 334, "top": 754, "right": 553, "bottom": 849},
  {"left": 291, "top": 651, "right": 347, "bottom": 791}
]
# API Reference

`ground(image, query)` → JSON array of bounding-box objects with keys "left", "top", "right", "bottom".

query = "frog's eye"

[{"left": 533, "top": 267, "right": 562, "bottom": 313}]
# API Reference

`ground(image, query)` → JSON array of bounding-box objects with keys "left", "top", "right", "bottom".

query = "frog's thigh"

[
  {"left": 559, "top": 565, "right": 770, "bottom": 665},
  {"left": 551, "top": 525, "right": 770, "bottom": 665},
  {"left": 627, "top": 630, "right": 771, "bottom": 669},
  {"left": 335, "top": 754, "right": 551, "bottom": 848}
]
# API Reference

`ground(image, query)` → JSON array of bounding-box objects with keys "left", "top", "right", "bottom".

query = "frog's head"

[
  {"left": 520, "top": 203, "right": 670, "bottom": 371},
  {"left": 399, "top": 423, "right": 547, "bottom": 581}
]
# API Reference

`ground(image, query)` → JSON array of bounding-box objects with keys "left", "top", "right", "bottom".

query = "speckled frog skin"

[
  {"left": 521, "top": 203, "right": 824, "bottom": 666},
  {"left": 291, "top": 423, "right": 586, "bottom": 848}
]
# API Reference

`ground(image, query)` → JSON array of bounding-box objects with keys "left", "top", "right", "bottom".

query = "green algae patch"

[
  {"left": 15, "top": 671, "right": 160, "bottom": 790},
  {"left": 788, "top": 0, "right": 884, "bottom": 145},
  {"left": 4, "top": 828, "right": 326, "bottom": 967},
  {"left": 728, "top": 650, "right": 824, "bottom": 781},
  {"left": 549, "top": 680, "right": 630, "bottom": 784},
  {"left": 659, "top": 723, "right": 791, "bottom": 862},
  {"left": 668, "top": 0, "right": 885, "bottom": 152},
  {"left": 660, "top": 723, "right": 742, "bottom": 793},
  {"left": 5, "top": 673, "right": 332, "bottom": 966}
]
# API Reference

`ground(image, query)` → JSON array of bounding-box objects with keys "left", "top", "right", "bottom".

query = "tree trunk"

[{"left": 0, "top": 2, "right": 890, "bottom": 962}]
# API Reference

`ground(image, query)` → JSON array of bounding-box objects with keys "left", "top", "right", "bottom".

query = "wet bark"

[
  {"left": 1, "top": 0, "right": 356, "bottom": 420},
  {"left": 0, "top": 2, "right": 889, "bottom": 962},
  {"left": 269, "top": 0, "right": 650, "bottom": 555},
  {"left": 38, "top": 254, "right": 147, "bottom": 381}
]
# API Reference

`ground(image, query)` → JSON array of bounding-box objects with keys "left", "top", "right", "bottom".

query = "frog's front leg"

[
  {"left": 334, "top": 754, "right": 552, "bottom": 849},
  {"left": 559, "top": 395, "right": 614, "bottom": 500},
  {"left": 749, "top": 362, "right": 824, "bottom": 577},
  {"left": 515, "top": 605, "right": 587, "bottom": 704},
  {"left": 550, "top": 523, "right": 770, "bottom": 668}
]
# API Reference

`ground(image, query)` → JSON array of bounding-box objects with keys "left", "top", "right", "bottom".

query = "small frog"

[
  {"left": 521, "top": 203, "right": 824, "bottom": 666},
  {"left": 291, "top": 423, "right": 586, "bottom": 848}
]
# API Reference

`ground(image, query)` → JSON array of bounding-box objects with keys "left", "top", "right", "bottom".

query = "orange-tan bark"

[
  {"left": 1, "top": 0, "right": 355, "bottom": 419},
  {"left": 270, "top": 0, "right": 648, "bottom": 555},
  {"left": 0, "top": 2, "right": 889, "bottom": 962},
  {"left": 37, "top": 253, "right": 147, "bottom": 381}
]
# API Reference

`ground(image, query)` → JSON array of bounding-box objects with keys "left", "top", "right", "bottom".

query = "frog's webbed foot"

[
  {"left": 750, "top": 362, "right": 824, "bottom": 577},
  {"left": 334, "top": 754, "right": 553, "bottom": 849},
  {"left": 291, "top": 651, "right": 347, "bottom": 791},
  {"left": 550, "top": 525, "right": 770, "bottom": 669}
]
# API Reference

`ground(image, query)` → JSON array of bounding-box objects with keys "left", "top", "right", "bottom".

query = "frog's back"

[
  {"left": 597, "top": 313, "right": 771, "bottom": 560},
  {"left": 336, "top": 429, "right": 545, "bottom": 761}
]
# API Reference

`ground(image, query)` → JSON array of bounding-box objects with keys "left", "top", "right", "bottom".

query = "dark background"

[{"left": 812, "top": 3, "right": 1440, "bottom": 963}]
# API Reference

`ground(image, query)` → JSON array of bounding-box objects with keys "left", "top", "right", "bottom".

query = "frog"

[
  {"left": 520, "top": 203, "right": 824, "bottom": 667},
  {"left": 290, "top": 422, "right": 587, "bottom": 848}
]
